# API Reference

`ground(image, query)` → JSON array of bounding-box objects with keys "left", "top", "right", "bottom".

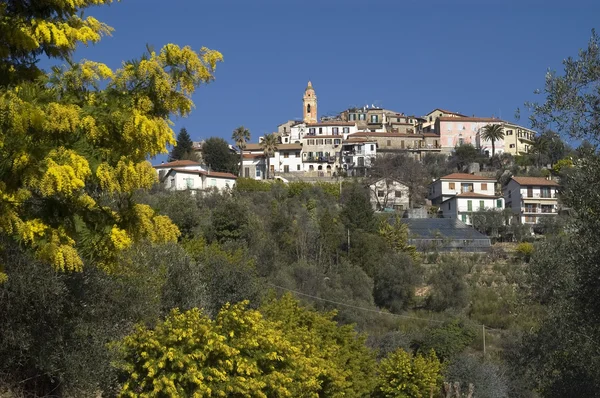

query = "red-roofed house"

[
  {"left": 435, "top": 116, "right": 506, "bottom": 155},
  {"left": 504, "top": 176, "right": 560, "bottom": 224},
  {"left": 429, "top": 173, "right": 498, "bottom": 205},
  {"left": 153, "top": 160, "right": 206, "bottom": 181}
]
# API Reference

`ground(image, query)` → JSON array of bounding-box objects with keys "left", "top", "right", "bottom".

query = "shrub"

[{"left": 515, "top": 242, "right": 534, "bottom": 263}]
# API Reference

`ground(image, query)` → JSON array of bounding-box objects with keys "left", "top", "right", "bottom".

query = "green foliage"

[
  {"left": 552, "top": 157, "right": 574, "bottom": 174},
  {"left": 232, "top": 126, "right": 251, "bottom": 176},
  {"left": 235, "top": 177, "right": 273, "bottom": 192},
  {"left": 379, "top": 215, "right": 418, "bottom": 260},
  {"left": 416, "top": 320, "right": 476, "bottom": 363},
  {"left": 373, "top": 348, "right": 443, "bottom": 398},
  {"left": 449, "top": 144, "right": 483, "bottom": 171},
  {"left": 373, "top": 252, "right": 423, "bottom": 313},
  {"left": 341, "top": 181, "right": 377, "bottom": 232},
  {"left": 426, "top": 257, "right": 470, "bottom": 312},
  {"left": 169, "top": 127, "right": 197, "bottom": 161},
  {"left": 260, "top": 133, "right": 279, "bottom": 179},
  {"left": 481, "top": 124, "right": 505, "bottom": 157},
  {"left": 201, "top": 136, "right": 238, "bottom": 173},
  {"left": 209, "top": 199, "right": 250, "bottom": 243}
]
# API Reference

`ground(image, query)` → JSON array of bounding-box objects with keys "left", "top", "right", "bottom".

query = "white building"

[
  {"left": 369, "top": 178, "right": 410, "bottom": 211},
  {"left": 441, "top": 193, "right": 505, "bottom": 225},
  {"left": 154, "top": 160, "right": 206, "bottom": 181},
  {"left": 504, "top": 176, "right": 560, "bottom": 225},
  {"left": 162, "top": 168, "right": 236, "bottom": 192},
  {"left": 429, "top": 173, "right": 497, "bottom": 205},
  {"left": 341, "top": 136, "right": 377, "bottom": 176},
  {"left": 241, "top": 143, "right": 304, "bottom": 179}
]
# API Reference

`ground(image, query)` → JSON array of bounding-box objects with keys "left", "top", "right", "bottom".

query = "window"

[
  {"left": 467, "top": 200, "right": 473, "bottom": 211},
  {"left": 509, "top": 144, "right": 515, "bottom": 148},
  {"left": 317, "top": 139, "right": 324, "bottom": 145},
  {"left": 244, "top": 167, "right": 250, "bottom": 178},
  {"left": 506, "top": 130, "right": 513, "bottom": 135},
  {"left": 334, "top": 139, "right": 341, "bottom": 145},
  {"left": 458, "top": 138, "right": 464, "bottom": 146},
  {"left": 449, "top": 182, "right": 455, "bottom": 190},
  {"left": 309, "top": 165, "right": 314, "bottom": 171},
  {"left": 497, "top": 199, "right": 503, "bottom": 208},
  {"left": 448, "top": 201, "right": 451, "bottom": 210},
  {"left": 170, "top": 178, "right": 175, "bottom": 188},
  {"left": 309, "top": 128, "right": 315, "bottom": 135},
  {"left": 318, "top": 127, "right": 323, "bottom": 134},
  {"left": 395, "top": 190, "right": 402, "bottom": 198},
  {"left": 295, "top": 151, "right": 300, "bottom": 157},
  {"left": 185, "top": 178, "right": 194, "bottom": 189},
  {"left": 308, "top": 139, "right": 315, "bottom": 145},
  {"left": 283, "top": 152, "right": 289, "bottom": 158},
  {"left": 394, "top": 204, "right": 404, "bottom": 211},
  {"left": 284, "top": 165, "right": 289, "bottom": 173},
  {"left": 461, "top": 214, "right": 467, "bottom": 222},
  {"left": 370, "top": 144, "right": 374, "bottom": 151},
  {"left": 343, "top": 127, "right": 349, "bottom": 134},
  {"left": 377, "top": 190, "right": 385, "bottom": 197},
  {"left": 541, "top": 187, "right": 551, "bottom": 198},
  {"left": 210, "top": 179, "right": 217, "bottom": 186},
  {"left": 479, "top": 200, "right": 485, "bottom": 210},
  {"left": 461, "top": 183, "right": 473, "bottom": 193},
  {"left": 371, "top": 115, "right": 379, "bottom": 123},
  {"left": 359, "top": 114, "right": 366, "bottom": 120},
  {"left": 481, "top": 183, "right": 488, "bottom": 190},
  {"left": 256, "top": 169, "right": 261, "bottom": 177},
  {"left": 325, "top": 139, "right": 332, "bottom": 144},
  {"left": 332, "top": 127, "right": 339, "bottom": 134},
  {"left": 349, "top": 114, "right": 356, "bottom": 121},
  {"left": 297, "top": 164, "right": 301, "bottom": 171},
  {"left": 387, "top": 140, "right": 391, "bottom": 146}
]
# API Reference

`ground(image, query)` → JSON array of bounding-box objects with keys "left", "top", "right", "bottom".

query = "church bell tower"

[{"left": 303, "top": 81, "right": 317, "bottom": 123}]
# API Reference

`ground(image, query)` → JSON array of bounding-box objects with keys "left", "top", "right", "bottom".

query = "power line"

[{"left": 266, "top": 283, "right": 445, "bottom": 324}]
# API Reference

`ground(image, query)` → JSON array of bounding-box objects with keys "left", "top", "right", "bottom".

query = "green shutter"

[
  {"left": 467, "top": 200, "right": 472, "bottom": 211},
  {"left": 480, "top": 200, "right": 485, "bottom": 210},
  {"left": 497, "top": 199, "right": 502, "bottom": 208},
  {"left": 461, "top": 214, "right": 467, "bottom": 222}
]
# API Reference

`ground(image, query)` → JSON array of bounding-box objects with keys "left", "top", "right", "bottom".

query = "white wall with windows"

[{"left": 441, "top": 194, "right": 504, "bottom": 225}]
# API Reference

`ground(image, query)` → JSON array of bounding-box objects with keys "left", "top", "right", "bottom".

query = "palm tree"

[
  {"left": 260, "top": 133, "right": 279, "bottom": 179},
  {"left": 530, "top": 135, "right": 550, "bottom": 167},
  {"left": 480, "top": 124, "right": 505, "bottom": 158},
  {"left": 231, "top": 126, "right": 251, "bottom": 177}
]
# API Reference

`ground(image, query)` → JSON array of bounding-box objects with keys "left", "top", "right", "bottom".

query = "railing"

[
  {"left": 524, "top": 193, "right": 557, "bottom": 199},
  {"left": 306, "top": 156, "right": 336, "bottom": 163},
  {"left": 521, "top": 207, "right": 557, "bottom": 214},
  {"left": 456, "top": 206, "right": 503, "bottom": 212}
]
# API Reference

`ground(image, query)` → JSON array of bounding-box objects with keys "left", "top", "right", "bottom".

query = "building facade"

[
  {"left": 435, "top": 116, "right": 505, "bottom": 155},
  {"left": 429, "top": 173, "right": 497, "bottom": 205},
  {"left": 369, "top": 178, "right": 410, "bottom": 211},
  {"left": 441, "top": 193, "right": 504, "bottom": 225},
  {"left": 154, "top": 160, "right": 206, "bottom": 181},
  {"left": 504, "top": 176, "right": 559, "bottom": 224},
  {"left": 303, "top": 81, "right": 317, "bottom": 123},
  {"left": 503, "top": 122, "right": 536, "bottom": 156},
  {"left": 162, "top": 168, "right": 236, "bottom": 192}
]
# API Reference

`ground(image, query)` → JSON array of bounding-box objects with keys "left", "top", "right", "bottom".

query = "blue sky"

[{"left": 69, "top": 0, "right": 599, "bottom": 159}]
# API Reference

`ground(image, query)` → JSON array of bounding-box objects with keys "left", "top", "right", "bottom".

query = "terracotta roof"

[
  {"left": 242, "top": 153, "right": 265, "bottom": 159},
  {"left": 343, "top": 137, "right": 376, "bottom": 143},
  {"left": 426, "top": 108, "right": 468, "bottom": 117},
  {"left": 438, "top": 116, "right": 504, "bottom": 123},
  {"left": 167, "top": 167, "right": 203, "bottom": 174},
  {"left": 440, "top": 173, "right": 497, "bottom": 181},
  {"left": 306, "top": 122, "right": 355, "bottom": 127},
  {"left": 423, "top": 133, "right": 440, "bottom": 137},
  {"left": 512, "top": 177, "right": 559, "bottom": 186},
  {"left": 154, "top": 160, "right": 202, "bottom": 168},
  {"left": 199, "top": 170, "right": 237, "bottom": 179}
]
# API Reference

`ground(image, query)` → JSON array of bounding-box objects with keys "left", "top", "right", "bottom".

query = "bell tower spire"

[{"left": 303, "top": 81, "right": 317, "bottom": 123}]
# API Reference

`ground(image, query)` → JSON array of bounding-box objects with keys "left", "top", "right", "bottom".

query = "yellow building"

[{"left": 503, "top": 122, "right": 535, "bottom": 156}]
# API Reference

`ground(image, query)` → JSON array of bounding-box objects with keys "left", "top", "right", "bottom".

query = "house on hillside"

[
  {"left": 428, "top": 173, "right": 498, "bottom": 205},
  {"left": 441, "top": 192, "right": 505, "bottom": 225},
  {"left": 369, "top": 178, "right": 410, "bottom": 212},
  {"left": 504, "top": 176, "right": 559, "bottom": 225},
  {"left": 153, "top": 160, "right": 206, "bottom": 181},
  {"left": 161, "top": 169, "right": 237, "bottom": 192}
]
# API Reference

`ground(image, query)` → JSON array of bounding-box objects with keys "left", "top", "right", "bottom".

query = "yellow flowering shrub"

[
  {"left": 0, "top": 0, "right": 222, "bottom": 276},
  {"left": 373, "top": 349, "right": 443, "bottom": 398},
  {"left": 112, "top": 302, "right": 323, "bottom": 397}
]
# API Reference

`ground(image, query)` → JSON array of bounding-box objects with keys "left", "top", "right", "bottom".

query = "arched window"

[{"left": 307, "top": 104, "right": 311, "bottom": 114}]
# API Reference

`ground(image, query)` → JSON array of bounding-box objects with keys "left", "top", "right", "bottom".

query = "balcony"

[
  {"left": 521, "top": 207, "right": 557, "bottom": 214},
  {"left": 306, "top": 156, "right": 336, "bottom": 163},
  {"left": 523, "top": 192, "right": 558, "bottom": 199}
]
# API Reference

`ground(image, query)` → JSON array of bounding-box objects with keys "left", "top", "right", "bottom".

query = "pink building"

[{"left": 435, "top": 116, "right": 505, "bottom": 156}]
